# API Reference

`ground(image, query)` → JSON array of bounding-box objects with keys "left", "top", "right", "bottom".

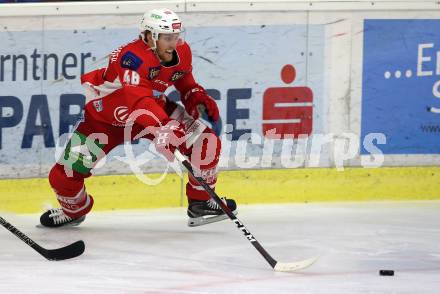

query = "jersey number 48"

[{"left": 123, "top": 70, "right": 140, "bottom": 86}]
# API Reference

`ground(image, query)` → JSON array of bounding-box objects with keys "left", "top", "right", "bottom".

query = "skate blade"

[{"left": 187, "top": 210, "right": 238, "bottom": 227}]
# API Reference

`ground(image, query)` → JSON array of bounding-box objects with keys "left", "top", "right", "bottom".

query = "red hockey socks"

[{"left": 48, "top": 164, "right": 94, "bottom": 218}]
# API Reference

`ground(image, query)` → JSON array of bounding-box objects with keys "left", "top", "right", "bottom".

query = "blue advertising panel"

[{"left": 361, "top": 19, "right": 440, "bottom": 154}]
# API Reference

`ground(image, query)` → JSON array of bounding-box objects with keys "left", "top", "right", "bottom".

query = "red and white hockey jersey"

[{"left": 80, "top": 38, "right": 201, "bottom": 128}]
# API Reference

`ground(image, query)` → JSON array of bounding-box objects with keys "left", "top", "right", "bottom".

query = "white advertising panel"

[{"left": 0, "top": 12, "right": 326, "bottom": 178}]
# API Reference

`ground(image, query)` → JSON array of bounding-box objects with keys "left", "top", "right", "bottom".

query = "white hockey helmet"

[{"left": 140, "top": 8, "right": 183, "bottom": 44}]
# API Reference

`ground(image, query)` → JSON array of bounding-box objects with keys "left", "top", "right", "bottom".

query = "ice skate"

[
  {"left": 187, "top": 197, "right": 237, "bottom": 227},
  {"left": 40, "top": 208, "right": 86, "bottom": 228}
]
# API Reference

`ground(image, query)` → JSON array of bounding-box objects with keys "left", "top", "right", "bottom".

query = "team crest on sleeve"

[
  {"left": 120, "top": 51, "right": 143, "bottom": 71},
  {"left": 170, "top": 71, "right": 185, "bottom": 82},
  {"left": 147, "top": 66, "right": 161, "bottom": 80},
  {"left": 93, "top": 99, "right": 103, "bottom": 112}
]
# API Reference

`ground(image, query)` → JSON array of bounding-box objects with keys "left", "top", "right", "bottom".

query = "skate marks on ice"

[{"left": 1, "top": 202, "right": 440, "bottom": 293}]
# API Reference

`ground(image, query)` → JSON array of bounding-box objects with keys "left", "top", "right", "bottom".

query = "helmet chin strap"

[
  {"left": 150, "top": 40, "right": 157, "bottom": 51},
  {"left": 141, "top": 30, "right": 157, "bottom": 50},
  {"left": 151, "top": 30, "right": 160, "bottom": 50}
]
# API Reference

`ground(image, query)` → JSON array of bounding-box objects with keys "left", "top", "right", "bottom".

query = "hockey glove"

[
  {"left": 152, "top": 119, "right": 189, "bottom": 162},
  {"left": 183, "top": 87, "right": 220, "bottom": 122}
]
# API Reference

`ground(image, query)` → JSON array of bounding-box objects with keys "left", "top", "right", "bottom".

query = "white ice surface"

[{"left": 1, "top": 202, "right": 440, "bottom": 294}]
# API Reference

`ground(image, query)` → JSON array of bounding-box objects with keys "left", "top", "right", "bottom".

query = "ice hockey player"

[{"left": 39, "top": 8, "right": 237, "bottom": 228}]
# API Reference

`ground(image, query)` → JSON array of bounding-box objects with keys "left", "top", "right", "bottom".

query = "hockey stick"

[
  {"left": 0, "top": 216, "right": 85, "bottom": 261},
  {"left": 174, "top": 150, "right": 317, "bottom": 272}
]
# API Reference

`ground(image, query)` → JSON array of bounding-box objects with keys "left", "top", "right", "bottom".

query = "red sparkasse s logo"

[{"left": 262, "top": 64, "right": 313, "bottom": 139}]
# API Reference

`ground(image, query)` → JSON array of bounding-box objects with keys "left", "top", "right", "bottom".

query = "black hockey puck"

[{"left": 379, "top": 270, "right": 394, "bottom": 276}]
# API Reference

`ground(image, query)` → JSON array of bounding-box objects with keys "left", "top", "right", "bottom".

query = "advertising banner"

[
  {"left": 0, "top": 18, "right": 325, "bottom": 177},
  {"left": 362, "top": 19, "right": 440, "bottom": 154}
]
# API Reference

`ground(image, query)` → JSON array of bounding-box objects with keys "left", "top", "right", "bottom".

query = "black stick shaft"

[
  {"left": 0, "top": 216, "right": 44, "bottom": 254},
  {"left": 178, "top": 155, "right": 277, "bottom": 268},
  {"left": 0, "top": 216, "right": 85, "bottom": 261}
]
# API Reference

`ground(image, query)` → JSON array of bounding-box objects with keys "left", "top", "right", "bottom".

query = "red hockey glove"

[
  {"left": 183, "top": 87, "right": 220, "bottom": 122},
  {"left": 152, "top": 120, "right": 188, "bottom": 162}
]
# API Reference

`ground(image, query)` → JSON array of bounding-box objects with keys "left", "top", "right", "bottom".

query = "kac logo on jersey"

[
  {"left": 114, "top": 106, "right": 129, "bottom": 124},
  {"left": 148, "top": 66, "right": 161, "bottom": 80},
  {"left": 170, "top": 71, "right": 185, "bottom": 82}
]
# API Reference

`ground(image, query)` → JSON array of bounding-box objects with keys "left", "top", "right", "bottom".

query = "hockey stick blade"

[
  {"left": 1, "top": 216, "right": 85, "bottom": 261},
  {"left": 37, "top": 240, "right": 85, "bottom": 261},
  {"left": 274, "top": 256, "right": 318, "bottom": 272}
]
